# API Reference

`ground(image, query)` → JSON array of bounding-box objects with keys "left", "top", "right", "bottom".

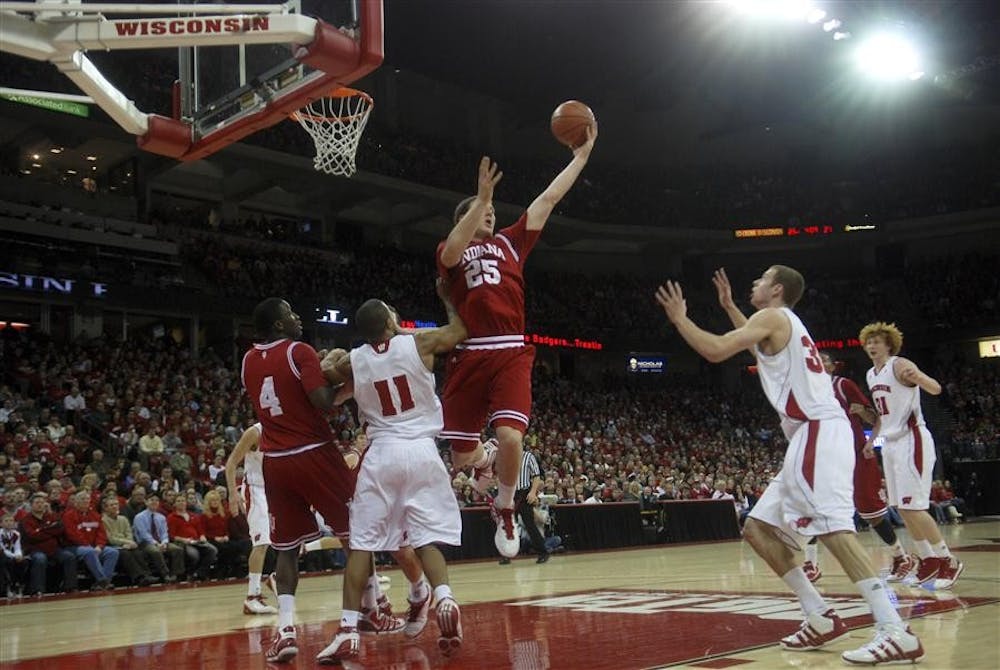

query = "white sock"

[
  {"left": 248, "top": 572, "right": 262, "bottom": 597},
  {"left": 497, "top": 483, "right": 516, "bottom": 509},
  {"left": 278, "top": 594, "right": 295, "bottom": 631},
  {"left": 932, "top": 540, "right": 952, "bottom": 559},
  {"left": 856, "top": 577, "right": 902, "bottom": 625},
  {"left": 409, "top": 578, "right": 429, "bottom": 602},
  {"left": 782, "top": 567, "right": 827, "bottom": 616},
  {"left": 804, "top": 543, "right": 818, "bottom": 565},
  {"left": 914, "top": 539, "right": 934, "bottom": 559},
  {"left": 890, "top": 540, "right": 905, "bottom": 558},
  {"left": 303, "top": 539, "right": 324, "bottom": 552},
  {"left": 433, "top": 584, "right": 453, "bottom": 604},
  {"left": 361, "top": 574, "right": 380, "bottom": 610},
  {"left": 341, "top": 609, "right": 360, "bottom": 628}
]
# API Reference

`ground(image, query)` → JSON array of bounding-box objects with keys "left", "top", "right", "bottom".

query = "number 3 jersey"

[
  {"left": 436, "top": 213, "right": 541, "bottom": 341},
  {"left": 241, "top": 339, "right": 333, "bottom": 453},
  {"left": 350, "top": 334, "right": 442, "bottom": 442},
  {"left": 755, "top": 308, "right": 844, "bottom": 439}
]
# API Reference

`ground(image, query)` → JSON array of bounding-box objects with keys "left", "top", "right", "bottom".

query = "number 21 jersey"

[{"left": 437, "top": 213, "right": 540, "bottom": 339}]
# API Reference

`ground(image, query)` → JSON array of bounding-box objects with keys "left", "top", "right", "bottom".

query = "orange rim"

[{"left": 289, "top": 87, "right": 373, "bottom": 123}]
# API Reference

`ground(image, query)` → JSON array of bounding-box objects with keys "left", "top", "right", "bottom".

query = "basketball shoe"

[
  {"left": 934, "top": 556, "right": 964, "bottom": 589},
  {"left": 264, "top": 626, "right": 298, "bottom": 663},
  {"left": 490, "top": 501, "right": 520, "bottom": 558},
  {"left": 472, "top": 439, "right": 499, "bottom": 493},
  {"left": 886, "top": 554, "right": 917, "bottom": 582},
  {"left": 802, "top": 561, "right": 822, "bottom": 583},
  {"left": 359, "top": 596, "right": 405, "bottom": 635},
  {"left": 914, "top": 556, "right": 942, "bottom": 585},
  {"left": 436, "top": 597, "right": 462, "bottom": 656},
  {"left": 316, "top": 626, "right": 359, "bottom": 665},
  {"left": 243, "top": 594, "right": 278, "bottom": 615},
  {"left": 841, "top": 623, "right": 924, "bottom": 665},
  {"left": 780, "top": 609, "right": 849, "bottom": 651},
  {"left": 404, "top": 588, "right": 432, "bottom": 639}
]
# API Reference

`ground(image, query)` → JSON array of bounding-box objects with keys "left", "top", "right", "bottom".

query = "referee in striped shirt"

[{"left": 502, "top": 449, "right": 549, "bottom": 564}]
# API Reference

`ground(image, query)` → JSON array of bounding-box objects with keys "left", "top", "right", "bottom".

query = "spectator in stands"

[
  {"left": 88, "top": 449, "right": 111, "bottom": 481},
  {"left": 167, "top": 495, "right": 216, "bottom": 580},
  {"left": 138, "top": 426, "right": 164, "bottom": 471},
  {"left": 101, "top": 496, "right": 157, "bottom": 586},
  {"left": 132, "top": 494, "right": 183, "bottom": 581},
  {"left": 1, "top": 512, "right": 29, "bottom": 596},
  {"left": 62, "top": 491, "right": 119, "bottom": 590},
  {"left": 123, "top": 486, "right": 146, "bottom": 521},
  {"left": 202, "top": 489, "right": 246, "bottom": 578},
  {"left": 20, "top": 493, "right": 77, "bottom": 595}
]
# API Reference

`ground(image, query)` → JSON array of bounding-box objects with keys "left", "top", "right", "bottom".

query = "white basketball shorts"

[
  {"left": 881, "top": 425, "right": 935, "bottom": 511},
  {"left": 349, "top": 436, "right": 462, "bottom": 552},
  {"left": 244, "top": 483, "right": 271, "bottom": 547},
  {"left": 749, "top": 417, "right": 856, "bottom": 538}
]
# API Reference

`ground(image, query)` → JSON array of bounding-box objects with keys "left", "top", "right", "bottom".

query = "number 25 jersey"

[{"left": 437, "top": 213, "right": 540, "bottom": 340}]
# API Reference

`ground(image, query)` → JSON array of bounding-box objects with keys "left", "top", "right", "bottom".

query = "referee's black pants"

[{"left": 514, "top": 491, "right": 548, "bottom": 557}]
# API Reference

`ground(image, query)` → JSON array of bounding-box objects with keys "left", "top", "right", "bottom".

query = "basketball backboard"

[{"left": 0, "top": 0, "right": 383, "bottom": 160}]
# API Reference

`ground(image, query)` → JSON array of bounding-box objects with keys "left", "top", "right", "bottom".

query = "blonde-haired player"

[{"left": 860, "top": 321, "right": 963, "bottom": 589}]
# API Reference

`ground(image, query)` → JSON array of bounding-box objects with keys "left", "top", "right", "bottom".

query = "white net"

[{"left": 291, "top": 88, "right": 372, "bottom": 177}]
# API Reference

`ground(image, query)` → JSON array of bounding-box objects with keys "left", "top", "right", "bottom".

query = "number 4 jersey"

[
  {"left": 755, "top": 308, "right": 844, "bottom": 439},
  {"left": 350, "top": 334, "right": 443, "bottom": 442},
  {"left": 241, "top": 339, "right": 333, "bottom": 453},
  {"left": 436, "top": 213, "right": 541, "bottom": 341}
]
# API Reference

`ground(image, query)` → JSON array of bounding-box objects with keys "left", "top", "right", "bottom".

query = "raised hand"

[
  {"left": 712, "top": 268, "right": 736, "bottom": 311},
  {"left": 476, "top": 156, "right": 503, "bottom": 203},
  {"left": 655, "top": 281, "right": 687, "bottom": 324},
  {"left": 573, "top": 123, "right": 598, "bottom": 159}
]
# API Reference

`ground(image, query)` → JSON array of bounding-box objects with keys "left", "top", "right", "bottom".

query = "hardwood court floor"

[{"left": 1, "top": 520, "right": 998, "bottom": 669}]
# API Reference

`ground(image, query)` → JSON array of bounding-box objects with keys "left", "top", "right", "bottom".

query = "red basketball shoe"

[
  {"left": 803, "top": 561, "right": 822, "bottom": 583},
  {"left": 264, "top": 626, "right": 298, "bottom": 663},
  {"left": 472, "top": 439, "right": 499, "bottom": 493},
  {"left": 436, "top": 597, "right": 463, "bottom": 656},
  {"left": 886, "top": 553, "right": 917, "bottom": 582},
  {"left": 934, "top": 556, "right": 964, "bottom": 589},
  {"left": 914, "top": 556, "right": 942, "bottom": 585},
  {"left": 780, "top": 609, "right": 849, "bottom": 651}
]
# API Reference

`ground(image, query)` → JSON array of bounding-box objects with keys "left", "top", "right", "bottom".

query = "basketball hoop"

[{"left": 290, "top": 87, "right": 373, "bottom": 177}]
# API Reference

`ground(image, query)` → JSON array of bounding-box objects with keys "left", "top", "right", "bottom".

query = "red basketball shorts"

[
  {"left": 262, "top": 444, "right": 356, "bottom": 550},
  {"left": 440, "top": 345, "right": 535, "bottom": 452},
  {"left": 854, "top": 449, "right": 888, "bottom": 519}
]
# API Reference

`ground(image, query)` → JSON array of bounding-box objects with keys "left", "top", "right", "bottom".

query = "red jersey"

[
  {"left": 241, "top": 339, "right": 332, "bottom": 454},
  {"left": 831, "top": 375, "right": 873, "bottom": 453},
  {"left": 63, "top": 507, "right": 109, "bottom": 548},
  {"left": 436, "top": 213, "right": 540, "bottom": 340}
]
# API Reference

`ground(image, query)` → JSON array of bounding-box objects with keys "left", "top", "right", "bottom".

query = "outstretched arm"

[
  {"left": 414, "top": 279, "right": 468, "bottom": 369},
  {"left": 439, "top": 157, "right": 503, "bottom": 268},
  {"left": 225, "top": 426, "right": 258, "bottom": 516},
  {"left": 712, "top": 267, "right": 755, "bottom": 359},
  {"left": 526, "top": 125, "right": 597, "bottom": 232},
  {"left": 656, "top": 281, "right": 778, "bottom": 363},
  {"left": 894, "top": 357, "right": 942, "bottom": 395}
]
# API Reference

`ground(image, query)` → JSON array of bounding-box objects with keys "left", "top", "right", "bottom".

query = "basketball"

[{"left": 550, "top": 100, "right": 596, "bottom": 148}]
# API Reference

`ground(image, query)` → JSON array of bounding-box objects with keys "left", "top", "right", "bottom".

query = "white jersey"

[
  {"left": 243, "top": 423, "right": 264, "bottom": 489},
  {"left": 755, "top": 308, "right": 844, "bottom": 439},
  {"left": 866, "top": 356, "right": 926, "bottom": 440},
  {"left": 350, "top": 334, "right": 443, "bottom": 442}
]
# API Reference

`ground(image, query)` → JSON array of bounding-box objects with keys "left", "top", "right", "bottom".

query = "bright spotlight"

[
  {"left": 822, "top": 19, "right": 841, "bottom": 32},
  {"left": 856, "top": 33, "right": 922, "bottom": 80},
  {"left": 725, "top": 0, "right": 816, "bottom": 21},
  {"left": 806, "top": 9, "right": 826, "bottom": 24}
]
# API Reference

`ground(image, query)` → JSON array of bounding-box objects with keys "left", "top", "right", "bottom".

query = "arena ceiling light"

[{"left": 855, "top": 33, "right": 924, "bottom": 81}]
